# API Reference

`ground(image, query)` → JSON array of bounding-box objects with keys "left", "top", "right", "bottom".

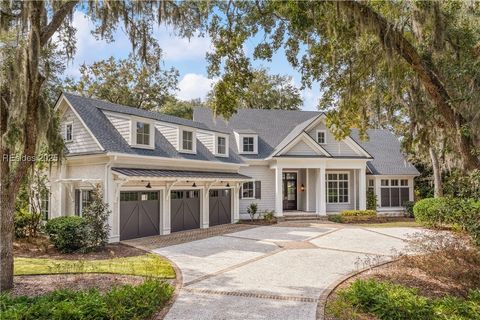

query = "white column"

[
  {"left": 232, "top": 184, "right": 240, "bottom": 223},
  {"left": 375, "top": 176, "right": 381, "bottom": 209},
  {"left": 353, "top": 169, "right": 357, "bottom": 210},
  {"left": 202, "top": 187, "right": 209, "bottom": 229},
  {"left": 305, "top": 169, "right": 310, "bottom": 211},
  {"left": 162, "top": 186, "right": 171, "bottom": 235},
  {"left": 359, "top": 167, "right": 367, "bottom": 210},
  {"left": 409, "top": 177, "right": 414, "bottom": 202},
  {"left": 319, "top": 167, "right": 326, "bottom": 215},
  {"left": 275, "top": 167, "right": 283, "bottom": 217}
]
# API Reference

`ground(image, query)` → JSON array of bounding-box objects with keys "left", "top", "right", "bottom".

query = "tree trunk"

[
  {"left": 429, "top": 147, "right": 443, "bottom": 198},
  {"left": 0, "top": 191, "right": 15, "bottom": 291},
  {"left": 338, "top": 1, "right": 480, "bottom": 171}
]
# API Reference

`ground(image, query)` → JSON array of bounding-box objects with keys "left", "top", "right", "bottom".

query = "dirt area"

[
  {"left": 238, "top": 219, "right": 277, "bottom": 226},
  {"left": 14, "top": 236, "right": 146, "bottom": 259},
  {"left": 12, "top": 273, "right": 148, "bottom": 297}
]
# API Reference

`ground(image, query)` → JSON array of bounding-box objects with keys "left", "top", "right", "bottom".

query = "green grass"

[
  {"left": 14, "top": 254, "right": 175, "bottom": 278},
  {"left": 355, "top": 221, "right": 421, "bottom": 228}
]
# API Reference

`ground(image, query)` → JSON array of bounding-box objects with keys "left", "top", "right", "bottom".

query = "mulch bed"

[
  {"left": 238, "top": 219, "right": 277, "bottom": 225},
  {"left": 338, "top": 217, "right": 415, "bottom": 224},
  {"left": 12, "top": 273, "right": 148, "bottom": 297},
  {"left": 14, "top": 236, "right": 146, "bottom": 260}
]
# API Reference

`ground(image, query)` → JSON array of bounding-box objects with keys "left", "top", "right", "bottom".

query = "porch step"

[{"left": 283, "top": 214, "right": 329, "bottom": 221}]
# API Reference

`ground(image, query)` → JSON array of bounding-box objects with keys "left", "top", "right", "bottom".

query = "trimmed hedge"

[
  {"left": 45, "top": 216, "right": 88, "bottom": 253},
  {"left": 328, "top": 210, "right": 377, "bottom": 223},
  {"left": 0, "top": 279, "right": 173, "bottom": 320},
  {"left": 327, "top": 279, "right": 480, "bottom": 320},
  {"left": 341, "top": 210, "right": 376, "bottom": 217},
  {"left": 414, "top": 197, "right": 480, "bottom": 245}
]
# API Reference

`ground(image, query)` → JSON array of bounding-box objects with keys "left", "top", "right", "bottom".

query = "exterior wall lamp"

[{"left": 300, "top": 184, "right": 305, "bottom": 192}]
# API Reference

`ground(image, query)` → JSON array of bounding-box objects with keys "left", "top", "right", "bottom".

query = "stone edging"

[
  {"left": 152, "top": 252, "right": 183, "bottom": 320},
  {"left": 315, "top": 258, "right": 401, "bottom": 320}
]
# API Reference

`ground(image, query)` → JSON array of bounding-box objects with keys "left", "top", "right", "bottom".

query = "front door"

[{"left": 283, "top": 172, "right": 297, "bottom": 210}]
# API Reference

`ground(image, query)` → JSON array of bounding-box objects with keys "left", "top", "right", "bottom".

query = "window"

[
  {"left": 65, "top": 123, "right": 73, "bottom": 142},
  {"left": 217, "top": 136, "right": 226, "bottom": 155},
  {"left": 317, "top": 130, "right": 326, "bottom": 144},
  {"left": 241, "top": 181, "right": 255, "bottom": 199},
  {"left": 380, "top": 178, "right": 410, "bottom": 207},
  {"left": 75, "top": 189, "right": 94, "bottom": 216},
  {"left": 141, "top": 192, "right": 158, "bottom": 201},
  {"left": 40, "top": 191, "right": 49, "bottom": 220},
  {"left": 182, "top": 130, "right": 193, "bottom": 151},
  {"left": 136, "top": 122, "right": 150, "bottom": 145},
  {"left": 243, "top": 137, "right": 254, "bottom": 152},
  {"left": 368, "top": 179, "right": 375, "bottom": 193},
  {"left": 120, "top": 192, "right": 138, "bottom": 201},
  {"left": 326, "top": 173, "right": 349, "bottom": 203}
]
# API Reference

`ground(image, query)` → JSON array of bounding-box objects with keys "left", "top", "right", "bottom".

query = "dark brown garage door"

[
  {"left": 171, "top": 190, "right": 200, "bottom": 232},
  {"left": 209, "top": 189, "right": 232, "bottom": 227},
  {"left": 120, "top": 191, "right": 160, "bottom": 241}
]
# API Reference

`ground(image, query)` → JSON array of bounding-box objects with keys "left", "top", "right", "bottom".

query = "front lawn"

[{"left": 14, "top": 253, "right": 175, "bottom": 278}]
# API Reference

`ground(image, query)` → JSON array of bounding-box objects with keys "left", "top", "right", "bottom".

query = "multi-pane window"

[
  {"left": 243, "top": 137, "right": 254, "bottom": 152},
  {"left": 380, "top": 179, "right": 410, "bottom": 207},
  {"left": 65, "top": 123, "right": 73, "bottom": 142},
  {"left": 317, "top": 130, "right": 326, "bottom": 144},
  {"left": 75, "top": 189, "right": 94, "bottom": 216},
  {"left": 326, "top": 173, "right": 349, "bottom": 203},
  {"left": 241, "top": 181, "right": 255, "bottom": 199},
  {"left": 217, "top": 136, "right": 226, "bottom": 154},
  {"left": 136, "top": 122, "right": 150, "bottom": 145},
  {"left": 182, "top": 130, "right": 193, "bottom": 150},
  {"left": 368, "top": 179, "right": 375, "bottom": 193},
  {"left": 40, "top": 191, "right": 49, "bottom": 220}
]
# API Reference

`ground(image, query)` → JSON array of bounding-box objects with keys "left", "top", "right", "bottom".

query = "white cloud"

[
  {"left": 155, "top": 25, "right": 212, "bottom": 61},
  {"left": 301, "top": 87, "right": 321, "bottom": 111},
  {"left": 177, "top": 73, "right": 217, "bottom": 101}
]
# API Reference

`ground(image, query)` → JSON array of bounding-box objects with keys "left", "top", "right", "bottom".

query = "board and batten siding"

[
  {"left": 155, "top": 122, "right": 178, "bottom": 149},
  {"left": 238, "top": 165, "right": 275, "bottom": 216},
  {"left": 197, "top": 131, "right": 215, "bottom": 154},
  {"left": 284, "top": 140, "right": 318, "bottom": 156},
  {"left": 306, "top": 122, "right": 359, "bottom": 157},
  {"left": 62, "top": 107, "right": 101, "bottom": 154},
  {"left": 105, "top": 113, "right": 131, "bottom": 144}
]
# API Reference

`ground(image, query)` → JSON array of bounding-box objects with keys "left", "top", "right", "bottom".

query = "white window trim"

[
  {"left": 316, "top": 130, "right": 326, "bottom": 144},
  {"left": 179, "top": 127, "right": 197, "bottom": 154},
  {"left": 77, "top": 189, "right": 94, "bottom": 217},
  {"left": 379, "top": 178, "right": 411, "bottom": 208},
  {"left": 239, "top": 134, "right": 258, "bottom": 154},
  {"left": 326, "top": 171, "right": 350, "bottom": 204},
  {"left": 131, "top": 119, "right": 155, "bottom": 149},
  {"left": 214, "top": 134, "right": 229, "bottom": 157},
  {"left": 240, "top": 180, "right": 255, "bottom": 199},
  {"left": 64, "top": 121, "right": 73, "bottom": 143}
]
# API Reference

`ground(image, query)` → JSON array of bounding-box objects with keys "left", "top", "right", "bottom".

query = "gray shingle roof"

[
  {"left": 112, "top": 168, "right": 251, "bottom": 180},
  {"left": 350, "top": 129, "right": 420, "bottom": 175},
  {"left": 63, "top": 93, "right": 243, "bottom": 164}
]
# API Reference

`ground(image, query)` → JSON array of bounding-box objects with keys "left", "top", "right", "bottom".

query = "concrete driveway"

[{"left": 151, "top": 223, "right": 424, "bottom": 320}]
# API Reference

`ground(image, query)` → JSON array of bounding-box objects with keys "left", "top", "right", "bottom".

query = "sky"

[{"left": 64, "top": 11, "right": 321, "bottom": 111}]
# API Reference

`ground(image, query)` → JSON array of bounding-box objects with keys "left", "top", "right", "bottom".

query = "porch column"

[
  {"left": 162, "top": 186, "right": 171, "bottom": 235},
  {"left": 275, "top": 167, "right": 283, "bottom": 217},
  {"left": 232, "top": 183, "right": 240, "bottom": 223},
  {"left": 201, "top": 186, "right": 209, "bottom": 229},
  {"left": 317, "top": 167, "right": 326, "bottom": 215},
  {"left": 359, "top": 167, "right": 367, "bottom": 210}
]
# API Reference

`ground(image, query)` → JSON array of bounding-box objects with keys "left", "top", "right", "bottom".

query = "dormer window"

[
  {"left": 243, "top": 137, "right": 254, "bottom": 152},
  {"left": 64, "top": 122, "right": 73, "bottom": 142},
  {"left": 316, "top": 130, "right": 326, "bottom": 144},
  {"left": 217, "top": 136, "right": 226, "bottom": 154},
  {"left": 136, "top": 122, "right": 150, "bottom": 145},
  {"left": 179, "top": 128, "right": 196, "bottom": 153}
]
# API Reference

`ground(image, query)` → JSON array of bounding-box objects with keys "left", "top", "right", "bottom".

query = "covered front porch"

[{"left": 271, "top": 158, "right": 368, "bottom": 217}]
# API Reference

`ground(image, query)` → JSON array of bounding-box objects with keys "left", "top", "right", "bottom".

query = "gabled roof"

[{"left": 61, "top": 93, "right": 243, "bottom": 164}]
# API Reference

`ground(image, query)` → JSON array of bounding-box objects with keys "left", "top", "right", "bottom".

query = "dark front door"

[
  {"left": 120, "top": 191, "right": 160, "bottom": 241},
  {"left": 209, "top": 189, "right": 232, "bottom": 226},
  {"left": 171, "top": 190, "right": 201, "bottom": 232},
  {"left": 283, "top": 172, "right": 297, "bottom": 210}
]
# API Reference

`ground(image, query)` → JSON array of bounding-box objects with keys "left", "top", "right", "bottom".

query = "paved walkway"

[{"left": 147, "top": 222, "right": 425, "bottom": 320}]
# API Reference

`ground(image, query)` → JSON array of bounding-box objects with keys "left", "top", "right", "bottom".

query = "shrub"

[
  {"left": 413, "top": 197, "right": 454, "bottom": 228},
  {"left": 0, "top": 279, "right": 173, "bottom": 320},
  {"left": 45, "top": 216, "right": 88, "bottom": 253},
  {"left": 341, "top": 210, "right": 376, "bottom": 217},
  {"left": 366, "top": 189, "right": 377, "bottom": 211},
  {"left": 247, "top": 203, "right": 258, "bottom": 221},
  {"left": 404, "top": 201, "right": 415, "bottom": 218},
  {"left": 261, "top": 210, "right": 276, "bottom": 223},
  {"left": 444, "top": 169, "right": 480, "bottom": 199},
  {"left": 82, "top": 186, "right": 111, "bottom": 249},
  {"left": 14, "top": 209, "right": 43, "bottom": 238},
  {"left": 327, "top": 214, "right": 344, "bottom": 223}
]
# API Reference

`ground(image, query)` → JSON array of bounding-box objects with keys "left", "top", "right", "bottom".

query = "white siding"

[
  {"left": 105, "top": 113, "right": 131, "bottom": 144},
  {"left": 238, "top": 165, "right": 275, "bottom": 215},
  {"left": 307, "top": 122, "right": 359, "bottom": 157},
  {"left": 62, "top": 107, "right": 101, "bottom": 153},
  {"left": 197, "top": 131, "right": 215, "bottom": 153},
  {"left": 156, "top": 122, "right": 178, "bottom": 148},
  {"left": 284, "top": 141, "right": 318, "bottom": 156}
]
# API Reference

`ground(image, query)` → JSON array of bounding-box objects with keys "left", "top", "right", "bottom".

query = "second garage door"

[
  {"left": 171, "top": 190, "right": 200, "bottom": 232},
  {"left": 209, "top": 189, "right": 232, "bottom": 226}
]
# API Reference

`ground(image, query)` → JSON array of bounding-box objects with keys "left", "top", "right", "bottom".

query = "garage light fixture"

[
  {"left": 192, "top": 182, "right": 197, "bottom": 187},
  {"left": 145, "top": 182, "right": 152, "bottom": 189},
  {"left": 226, "top": 183, "right": 230, "bottom": 187}
]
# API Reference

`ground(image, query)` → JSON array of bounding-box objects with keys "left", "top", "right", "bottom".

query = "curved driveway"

[{"left": 152, "top": 223, "right": 423, "bottom": 320}]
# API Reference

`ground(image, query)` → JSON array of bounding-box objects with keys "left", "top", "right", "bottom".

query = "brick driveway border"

[{"left": 122, "top": 224, "right": 257, "bottom": 250}]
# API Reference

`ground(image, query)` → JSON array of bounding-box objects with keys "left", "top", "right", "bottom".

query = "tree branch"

[{"left": 40, "top": 1, "right": 78, "bottom": 46}]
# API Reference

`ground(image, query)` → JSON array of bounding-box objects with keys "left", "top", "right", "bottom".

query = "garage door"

[
  {"left": 209, "top": 189, "right": 232, "bottom": 226},
  {"left": 171, "top": 190, "right": 200, "bottom": 232},
  {"left": 120, "top": 191, "right": 160, "bottom": 241}
]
